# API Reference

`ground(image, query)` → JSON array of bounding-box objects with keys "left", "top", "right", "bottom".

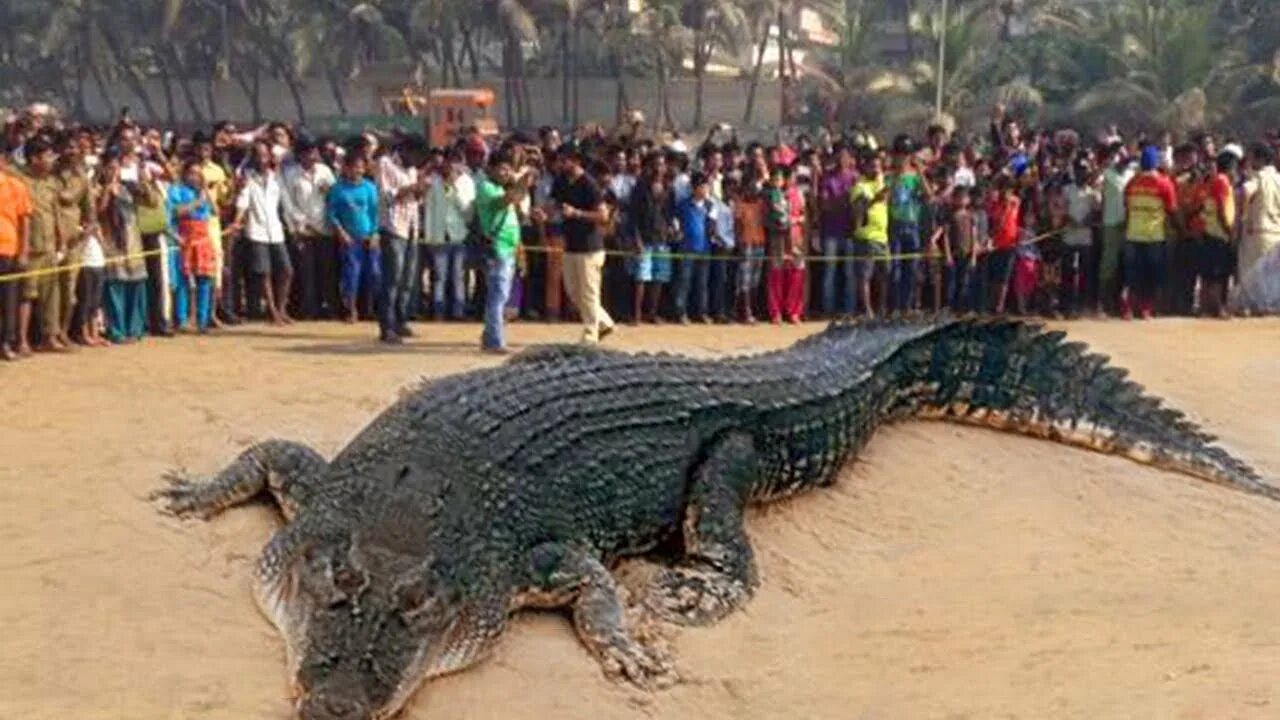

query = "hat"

[
  {"left": 1140, "top": 145, "right": 1161, "bottom": 171},
  {"left": 1224, "top": 143, "right": 1245, "bottom": 161}
]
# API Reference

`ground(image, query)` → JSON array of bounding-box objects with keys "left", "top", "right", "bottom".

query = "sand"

[{"left": 3, "top": 318, "right": 1279, "bottom": 720}]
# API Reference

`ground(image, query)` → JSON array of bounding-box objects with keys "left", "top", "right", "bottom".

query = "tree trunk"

[
  {"left": 694, "top": 40, "right": 707, "bottom": 129},
  {"left": 654, "top": 54, "right": 665, "bottom": 132},
  {"left": 904, "top": 0, "right": 916, "bottom": 56},
  {"left": 743, "top": 20, "right": 770, "bottom": 125},
  {"left": 561, "top": 25, "right": 571, "bottom": 123},
  {"left": 98, "top": 23, "right": 161, "bottom": 122},
  {"left": 611, "top": 54, "right": 629, "bottom": 124},
  {"left": 502, "top": 36, "right": 516, "bottom": 128},
  {"left": 778, "top": 9, "right": 791, "bottom": 126},
  {"left": 324, "top": 63, "right": 349, "bottom": 115},
  {"left": 204, "top": 73, "right": 220, "bottom": 120},
  {"left": 167, "top": 44, "right": 207, "bottom": 125},
  {"left": 571, "top": 19, "right": 582, "bottom": 126},
  {"left": 460, "top": 24, "right": 481, "bottom": 81},
  {"left": 516, "top": 40, "right": 532, "bottom": 127},
  {"left": 158, "top": 56, "right": 179, "bottom": 125},
  {"left": 89, "top": 61, "right": 116, "bottom": 120},
  {"left": 72, "top": 37, "right": 88, "bottom": 119}
]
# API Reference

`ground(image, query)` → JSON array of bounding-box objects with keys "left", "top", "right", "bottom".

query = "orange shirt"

[
  {"left": 1200, "top": 172, "right": 1235, "bottom": 240},
  {"left": 1124, "top": 172, "right": 1177, "bottom": 242},
  {"left": 733, "top": 197, "right": 766, "bottom": 249},
  {"left": 1178, "top": 173, "right": 1206, "bottom": 235},
  {"left": 0, "top": 170, "right": 33, "bottom": 257}
]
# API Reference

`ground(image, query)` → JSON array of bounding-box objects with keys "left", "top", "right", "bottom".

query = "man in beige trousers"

[{"left": 553, "top": 148, "right": 615, "bottom": 344}]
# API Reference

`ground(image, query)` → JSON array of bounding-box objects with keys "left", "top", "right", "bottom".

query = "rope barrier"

[{"left": 0, "top": 227, "right": 1073, "bottom": 284}]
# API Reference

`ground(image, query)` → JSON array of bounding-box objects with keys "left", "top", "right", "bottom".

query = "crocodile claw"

[
  {"left": 150, "top": 471, "right": 216, "bottom": 520},
  {"left": 597, "top": 632, "right": 678, "bottom": 691},
  {"left": 646, "top": 566, "right": 751, "bottom": 627}
]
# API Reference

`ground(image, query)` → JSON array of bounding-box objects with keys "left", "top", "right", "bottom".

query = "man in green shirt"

[
  {"left": 476, "top": 150, "right": 528, "bottom": 354},
  {"left": 851, "top": 152, "right": 890, "bottom": 318}
]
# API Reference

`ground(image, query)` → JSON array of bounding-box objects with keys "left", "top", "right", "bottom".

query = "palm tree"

[{"left": 683, "top": 0, "right": 749, "bottom": 128}]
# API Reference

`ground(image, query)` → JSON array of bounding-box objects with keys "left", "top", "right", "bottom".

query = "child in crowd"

[
  {"left": 986, "top": 175, "right": 1021, "bottom": 314},
  {"left": 1061, "top": 163, "right": 1101, "bottom": 318},
  {"left": 947, "top": 185, "right": 980, "bottom": 312},
  {"left": 76, "top": 220, "right": 109, "bottom": 346},
  {"left": 764, "top": 165, "right": 805, "bottom": 324},
  {"left": 732, "top": 176, "right": 767, "bottom": 323}
]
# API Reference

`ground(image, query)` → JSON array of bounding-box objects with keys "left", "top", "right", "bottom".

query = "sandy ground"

[{"left": 3, "top": 318, "right": 1279, "bottom": 720}]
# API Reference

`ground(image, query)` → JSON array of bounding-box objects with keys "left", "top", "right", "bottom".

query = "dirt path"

[{"left": 3, "top": 319, "right": 1278, "bottom": 719}]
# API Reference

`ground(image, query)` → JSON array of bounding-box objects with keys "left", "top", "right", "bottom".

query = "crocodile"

[{"left": 154, "top": 318, "right": 1277, "bottom": 720}]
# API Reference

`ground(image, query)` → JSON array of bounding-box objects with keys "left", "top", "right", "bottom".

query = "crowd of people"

[{"left": 0, "top": 103, "right": 1278, "bottom": 360}]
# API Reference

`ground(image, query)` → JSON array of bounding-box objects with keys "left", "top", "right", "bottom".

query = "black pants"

[
  {"left": 0, "top": 256, "right": 17, "bottom": 346},
  {"left": 289, "top": 235, "right": 323, "bottom": 319},
  {"left": 523, "top": 227, "right": 547, "bottom": 319},
  {"left": 141, "top": 233, "right": 168, "bottom": 332},
  {"left": 74, "top": 267, "right": 105, "bottom": 335},
  {"left": 1058, "top": 244, "right": 1094, "bottom": 315}
]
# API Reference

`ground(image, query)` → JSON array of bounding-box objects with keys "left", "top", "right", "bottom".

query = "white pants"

[{"left": 562, "top": 250, "right": 613, "bottom": 344}]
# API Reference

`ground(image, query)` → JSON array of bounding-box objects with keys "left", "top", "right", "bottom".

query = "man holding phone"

[{"left": 476, "top": 150, "right": 528, "bottom": 354}]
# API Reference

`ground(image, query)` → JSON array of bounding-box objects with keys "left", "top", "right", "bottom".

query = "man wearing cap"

[
  {"left": 553, "top": 147, "right": 615, "bottom": 343},
  {"left": 1121, "top": 145, "right": 1178, "bottom": 320}
]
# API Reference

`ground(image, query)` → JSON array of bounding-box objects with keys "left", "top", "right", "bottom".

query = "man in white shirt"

[
  {"left": 1099, "top": 143, "right": 1135, "bottom": 314},
  {"left": 281, "top": 139, "right": 336, "bottom": 319},
  {"left": 228, "top": 141, "right": 292, "bottom": 324},
  {"left": 375, "top": 138, "right": 426, "bottom": 344},
  {"left": 421, "top": 148, "right": 476, "bottom": 320}
]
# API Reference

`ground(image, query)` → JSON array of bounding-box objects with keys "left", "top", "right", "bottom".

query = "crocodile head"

[{"left": 284, "top": 537, "right": 461, "bottom": 720}]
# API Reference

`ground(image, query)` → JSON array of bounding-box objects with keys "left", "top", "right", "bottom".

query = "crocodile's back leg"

[
  {"left": 899, "top": 321, "right": 1279, "bottom": 499},
  {"left": 153, "top": 439, "right": 328, "bottom": 520},
  {"left": 646, "top": 432, "right": 761, "bottom": 626}
]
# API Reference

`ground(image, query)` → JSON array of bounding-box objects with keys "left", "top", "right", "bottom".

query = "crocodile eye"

[
  {"left": 396, "top": 581, "right": 429, "bottom": 614},
  {"left": 333, "top": 568, "right": 364, "bottom": 595}
]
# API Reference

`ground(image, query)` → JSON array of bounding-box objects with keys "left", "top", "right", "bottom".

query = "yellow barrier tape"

[
  {"left": 0, "top": 227, "right": 1072, "bottom": 284},
  {"left": 0, "top": 248, "right": 168, "bottom": 284}
]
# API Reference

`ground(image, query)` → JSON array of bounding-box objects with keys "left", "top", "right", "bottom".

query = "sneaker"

[
  {"left": 599, "top": 325, "right": 615, "bottom": 341},
  {"left": 379, "top": 333, "right": 405, "bottom": 345},
  {"left": 395, "top": 325, "right": 415, "bottom": 338},
  {"left": 481, "top": 345, "right": 511, "bottom": 355}
]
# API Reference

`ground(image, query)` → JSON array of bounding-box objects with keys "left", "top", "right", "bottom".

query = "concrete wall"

[{"left": 78, "top": 73, "right": 786, "bottom": 133}]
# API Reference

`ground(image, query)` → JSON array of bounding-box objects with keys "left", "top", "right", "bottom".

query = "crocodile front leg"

[
  {"left": 647, "top": 432, "right": 761, "bottom": 626},
  {"left": 153, "top": 439, "right": 328, "bottom": 521},
  {"left": 520, "top": 542, "right": 676, "bottom": 689}
]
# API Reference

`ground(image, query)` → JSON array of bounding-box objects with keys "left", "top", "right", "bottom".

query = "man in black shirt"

[{"left": 553, "top": 147, "right": 616, "bottom": 343}]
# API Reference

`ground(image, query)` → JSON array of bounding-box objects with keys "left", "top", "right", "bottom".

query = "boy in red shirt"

[
  {"left": 985, "top": 175, "right": 1021, "bottom": 314},
  {"left": 1122, "top": 146, "right": 1179, "bottom": 320}
]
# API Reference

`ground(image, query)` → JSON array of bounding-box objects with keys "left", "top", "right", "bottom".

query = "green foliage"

[{"left": 1, "top": 0, "right": 1277, "bottom": 133}]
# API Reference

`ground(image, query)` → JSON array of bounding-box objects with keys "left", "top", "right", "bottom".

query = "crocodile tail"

[{"left": 894, "top": 319, "right": 1279, "bottom": 501}]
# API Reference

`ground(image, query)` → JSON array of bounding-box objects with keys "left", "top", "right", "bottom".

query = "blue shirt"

[
  {"left": 326, "top": 177, "right": 379, "bottom": 239},
  {"left": 710, "top": 198, "right": 735, "bottom": 250},
  {"left": 675, "top": 197, "right": 712, "bottom": 253},
  {"left": 166, "top": 183, "right": 212, "bottom": 230}
]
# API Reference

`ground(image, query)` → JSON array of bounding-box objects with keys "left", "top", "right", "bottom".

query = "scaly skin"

[{"left": 153, "top": 319, "right": 1277, "bottom": 720}]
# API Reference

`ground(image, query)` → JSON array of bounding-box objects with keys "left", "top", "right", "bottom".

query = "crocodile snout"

[{"left": 298, "top": 692, "right": 372, "bottom": 720}]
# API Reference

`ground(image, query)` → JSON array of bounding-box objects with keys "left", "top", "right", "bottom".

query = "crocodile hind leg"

[
  {"left": 647, "top": 432, "right": 760, "bottom": 627},
  {"left": 521, "top": 542, "right": 676, "bottom": 689},
  {"left": 153, "top": 439, "right": 328, "bottom": 521}
]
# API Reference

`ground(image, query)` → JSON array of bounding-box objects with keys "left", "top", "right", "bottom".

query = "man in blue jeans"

[
  {"left": 475, "top": 151, "right": 528, "bottom": 354},
  {"left": 421, "top": 148, "right": 474, "bottom": 320},
  {"left": 376, "top": 137, "right": 427, "bottom": 344},
  {"left": 674, "top": 172, "right": 714, "bottom": 324},
  {"left": 818, "top": 145, "right": 858, "bottom": 316}
]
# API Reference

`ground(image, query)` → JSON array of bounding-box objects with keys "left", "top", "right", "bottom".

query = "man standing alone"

[{"left": 554, "top": 148, "right": 615, "bottom": 344}]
